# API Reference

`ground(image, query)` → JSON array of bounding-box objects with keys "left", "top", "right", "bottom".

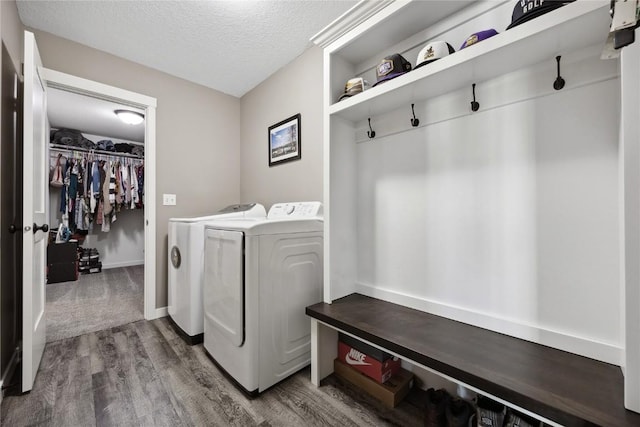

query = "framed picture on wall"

[{"left": 268, "top": 113, "right": 301, "bottom": 167}]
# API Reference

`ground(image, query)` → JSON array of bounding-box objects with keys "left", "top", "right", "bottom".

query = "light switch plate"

[{"left": 163, "top": 194, "right": 176, "bottom": 206}]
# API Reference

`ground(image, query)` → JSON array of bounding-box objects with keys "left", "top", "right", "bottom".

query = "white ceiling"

[
  {"left": 47, "top": 88, "right": 146, "bottom": 143},
  {"left": 20, "top": 0, "right": 358, "bottom": 144},
  {"left": 16, "top": 0, "right": 358, "bottom": 98}
]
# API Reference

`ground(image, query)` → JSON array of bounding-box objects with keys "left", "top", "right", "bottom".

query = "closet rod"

[{"left": 50, "top": 144, "right": 143, "bottom": 160}]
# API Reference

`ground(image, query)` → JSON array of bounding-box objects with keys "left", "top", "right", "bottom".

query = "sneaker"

[
  {"left": 476, "top": 396, "right": 505, "bottom": 427},
  {"left": 446, "top": 398, "right": 473, "bottom": 427},
  {"left": 504, "top": 409, "right": 540, "bottom": 427},
  {"left": 425, "top": 388, "right": 450, "bottom": 427}
]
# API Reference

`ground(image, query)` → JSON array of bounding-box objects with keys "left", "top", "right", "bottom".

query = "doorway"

[
  {"left": 40, "top": 67, "right": 158, "bottom": 333},
  {"left": 45, "top": 89, "right": 145, "bottom": 341}
]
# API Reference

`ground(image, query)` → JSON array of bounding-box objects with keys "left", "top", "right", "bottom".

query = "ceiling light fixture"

[{"left": 115, "top": 109, "right": 144, "bottom": 125}]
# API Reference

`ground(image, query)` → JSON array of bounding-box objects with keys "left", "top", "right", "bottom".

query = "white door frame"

[{"left": 40, "top": 67, "right": 160, "bottom": 320}]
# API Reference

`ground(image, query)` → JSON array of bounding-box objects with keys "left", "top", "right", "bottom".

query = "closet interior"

[{"left": 45, "top": 87, "right": 146, "bottom": 341}]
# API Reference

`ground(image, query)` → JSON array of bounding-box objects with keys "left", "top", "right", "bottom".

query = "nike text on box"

[
  {"left": 338, "top": 332, "right": 393, "bottom": 362},
  {"left": 338, "top": 341, "right": 400, "bottom": 383}
]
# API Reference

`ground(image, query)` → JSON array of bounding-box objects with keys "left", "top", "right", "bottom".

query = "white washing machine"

[
  {"left": 203, "top": 201, "right": 323, "bottom": 394},
  {"left": 167, "top": 203, "right": 266, "bottom": 344}
]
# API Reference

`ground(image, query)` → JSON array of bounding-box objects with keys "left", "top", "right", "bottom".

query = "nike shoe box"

[
  {"left": 338, "top": 332, "right": 393, "bottom": 362},
  {"left": 338, "top": 340, "right": 400, "bottom": 383},
  {"left": 334, "top": 359, "right": 413, "bottom": 408}
]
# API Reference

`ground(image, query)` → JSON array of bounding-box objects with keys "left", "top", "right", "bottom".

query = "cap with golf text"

[{"left": 506, "top": 0, "right": 576, "bottom": 30}]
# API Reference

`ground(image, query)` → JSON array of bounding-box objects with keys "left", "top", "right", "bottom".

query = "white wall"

[
  {"left": 33, "top": 29, "right": 242, "bottom": 307},
  {"left": 240, "top": 46, "right": 324, "bottom": 209},
  {"left": 1, "top": 0, "right": 23, "bottom": 75},
  {"left": 80, "top": 210, "right": 143, "bottom": 269},
  {"left": 347, "top": 49, "right": 621, "bottom": 364}
]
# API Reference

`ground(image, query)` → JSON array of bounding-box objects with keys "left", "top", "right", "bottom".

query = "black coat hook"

[
  {"left": 410, "top": 104, "right": 420, "bottom": 127},
  {"left": 470, "top": 83, "right": 480, "bottom": 112},
  {"left": 553, "top": 55, "right": 565, "bottom": 91},
  {"left": 367, "top": 117, "right": 376, "bottom": 139},
  {"left": 367, "top": 118, "right": 376, "bottom": 139}
]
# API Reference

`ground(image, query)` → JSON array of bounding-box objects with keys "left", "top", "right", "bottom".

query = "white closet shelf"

[
  {"left": 50, "top": 144, "right": 143, "bottom": 160},
  {"left": 329, "top": 0, "right": 610, "bottom": 123}
]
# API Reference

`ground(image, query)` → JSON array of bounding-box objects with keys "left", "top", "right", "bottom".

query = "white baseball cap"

[
  {"left": 338, "top": 77, "right": 370, "bottom": 101},
  {"left": 415, "top": 41, "right": 455, "bottom": 69}
]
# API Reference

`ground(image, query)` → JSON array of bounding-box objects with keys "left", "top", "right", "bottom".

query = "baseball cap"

[
  {"left": 373, "top": 53, "right": 412, "bottom": 87},
  {"left": 460, "top": 29, "right": 499, "bottom": 49},
  {"left": 506, "top": 0, "right": 576, "bottom": 30},
  {"left": 415, "top": 41, "right": 455, "bottom": 69},
  {"left": 338, "top": 77, "right": 370, "bottom": 101}
]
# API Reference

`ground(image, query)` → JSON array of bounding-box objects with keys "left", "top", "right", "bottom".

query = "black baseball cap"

[
  {"left": 373, "top": 53, "right": 412, "bottom": 87},
  {"left": 506, "top": 0, "right": 576, "bottom": 30}
]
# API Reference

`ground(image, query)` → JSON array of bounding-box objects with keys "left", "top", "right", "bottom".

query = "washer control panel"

[
  {"left": 268, "top": 202, "right": 323, "bottom": 219},
  {"left": 217, "top": 203, "right": 257, "bottom": 214}
]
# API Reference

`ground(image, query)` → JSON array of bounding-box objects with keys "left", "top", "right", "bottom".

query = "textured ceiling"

[
  {"left": 48, "top": 88, "right": 146, "bottom": 143},
  {"left": 16, "top": 0, "right": 358, "bottom": 98}
]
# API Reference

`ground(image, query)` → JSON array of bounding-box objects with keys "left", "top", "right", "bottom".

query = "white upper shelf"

[
  {"left": 329, "top": 1, "right": 611, "bottom": 122},
  {"left": 331, "top": 0, "right": 476, "bottom": 64}
]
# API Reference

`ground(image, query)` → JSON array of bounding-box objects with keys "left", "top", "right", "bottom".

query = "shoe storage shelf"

[
  {"left": 312, "top": 0, "right": 640, "bottom": 424},
  {"left": 307, "top": 294, "right": 640, "bottom": 426}
]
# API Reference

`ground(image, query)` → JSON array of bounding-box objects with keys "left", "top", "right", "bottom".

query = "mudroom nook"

[{"left": 309, "top": 0, "right": 640, "bottom": 425}]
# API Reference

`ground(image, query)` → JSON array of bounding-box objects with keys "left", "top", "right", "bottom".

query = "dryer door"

[{"left": 204, "top": 228, "right": 245, "bottom": 347}]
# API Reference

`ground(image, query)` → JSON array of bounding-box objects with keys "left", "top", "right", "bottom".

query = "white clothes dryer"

[
  {"left": 203, "top": 202, "right": 323, "bottom": 394},
  {"left": 167, "top": 203, "right": 266, "bottom": 344}
]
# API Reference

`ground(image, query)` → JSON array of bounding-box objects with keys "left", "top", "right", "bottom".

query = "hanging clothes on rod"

[
  {"left": 50, "top": 143, "right": 143, "bottom": 160},
  {"left": 50, "top": 146, "right": 145, "bottom": 234}
]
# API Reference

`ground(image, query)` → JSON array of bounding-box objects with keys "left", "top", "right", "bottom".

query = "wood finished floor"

[{"left": 1, "top": 317, "right": 424, "bottom": 426}]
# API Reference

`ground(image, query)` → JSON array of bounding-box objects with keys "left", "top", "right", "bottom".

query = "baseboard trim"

[
  {"left": 146, "top": 306, "right": 168, "bottom": 320},
  {"left": 355, "top": 283, "right": 622, "bottom": 365},
  {"left": 102, "top": 260, "right": 144, "bottom": 270}
]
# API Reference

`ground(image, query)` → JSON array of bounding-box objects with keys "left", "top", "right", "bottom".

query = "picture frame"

[{"left": 268, "top": 113, "right": 301, "bottom": 167}]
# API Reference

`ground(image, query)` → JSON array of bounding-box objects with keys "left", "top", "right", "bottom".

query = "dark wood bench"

[{"left": 306, "top": 293, "right": 640, "bottom": 427}]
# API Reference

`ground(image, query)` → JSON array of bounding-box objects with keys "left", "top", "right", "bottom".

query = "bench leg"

[{"left": 311, "top": 319, "right": 338, "bottom": 386}]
